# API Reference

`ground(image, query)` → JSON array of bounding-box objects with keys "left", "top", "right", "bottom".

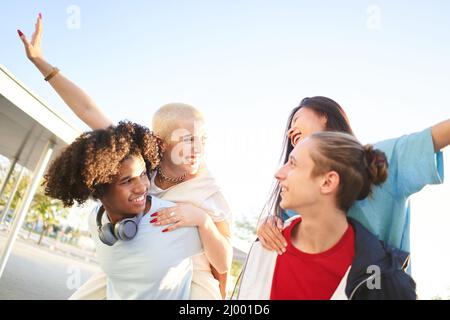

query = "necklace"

[{"left": 157, "top": 166, "right": 187, "bottom": 184}]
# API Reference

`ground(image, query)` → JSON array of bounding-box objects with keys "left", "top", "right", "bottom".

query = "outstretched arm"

[
  {"left": 432, "top": 119, "right": 450, "bottom": 152},
  {"left": 18, "top": 14, "right": 113, "bottom": 130}
]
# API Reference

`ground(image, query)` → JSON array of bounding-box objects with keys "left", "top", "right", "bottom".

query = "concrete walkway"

[{"left": 0, "top": 232, "right": 99, "bottom": 300}]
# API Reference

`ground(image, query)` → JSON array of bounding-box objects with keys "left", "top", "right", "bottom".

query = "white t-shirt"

[{"left": 88, "top": 196, "right": 203, "bottom": 300}]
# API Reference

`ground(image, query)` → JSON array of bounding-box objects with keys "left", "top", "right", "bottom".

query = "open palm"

[{"left": 18, "top": 14, "right": 44, "bottom": 62}]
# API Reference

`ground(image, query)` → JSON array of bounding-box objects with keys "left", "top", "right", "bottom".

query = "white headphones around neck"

[{"left": 96, "top": 196, "right": 149, "bottom": 246}]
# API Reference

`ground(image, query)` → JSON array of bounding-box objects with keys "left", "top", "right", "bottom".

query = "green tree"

[
  {"left": 234, "top": 214, "right": 258, "bottom": 242},
  {"left": 0, "top": 161, "right": 31, "bottom": 226},
  {"left": 1, "top": 161, "right": 67, "bottom": 244},
  {"left": 25, "top": 209, "right": 39, "bottom": 239},
  {"left": 0, "top": 167, "right": 30, "bottom": 212},
  {"left": 29, "top": 185, "right": 68, "bottom": 245}
]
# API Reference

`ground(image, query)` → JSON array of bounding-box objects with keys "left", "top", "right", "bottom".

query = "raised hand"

[
  {"left": 15, "top": 13, "right": 114, "bottom": 130},
  {"left": 18, "top": 13, "right": 44, "bottom": 63}
]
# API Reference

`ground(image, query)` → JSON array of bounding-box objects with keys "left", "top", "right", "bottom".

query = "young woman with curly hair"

[
  {"left": 19, "top": 15, "right": 232, "bottom": 300},
  {"left": 44, "top": 121, "right": 203, "bottom": 299}
]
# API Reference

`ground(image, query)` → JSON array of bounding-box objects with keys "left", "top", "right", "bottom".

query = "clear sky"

[{"left": 1, "top": 0, "right": 450, "bottom": 298}]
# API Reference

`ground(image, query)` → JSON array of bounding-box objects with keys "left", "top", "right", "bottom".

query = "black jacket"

[{"left": 345, "top": 218, "right": 417, "bottom": 300}]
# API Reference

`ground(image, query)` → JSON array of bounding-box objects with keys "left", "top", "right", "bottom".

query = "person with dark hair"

[
  {"left": 237, "top": 132, "right": 416, "bottom": 300},
  {"left": 44, "top": 121, "right": 203, "bottom": 299},
  {"left": 257, "top": 96, "right": 448, "bottom": 264}
]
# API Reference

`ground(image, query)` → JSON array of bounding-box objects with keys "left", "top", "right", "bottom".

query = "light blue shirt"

[
  {"left": 89, "top": 196, "right": 203, "bottom": 300},
  {"left": 285, "top": 128, "right": 444, "bottom": 255}
]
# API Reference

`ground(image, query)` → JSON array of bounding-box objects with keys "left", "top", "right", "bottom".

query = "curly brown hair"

[{"left": 44, "top": 121, "right": 163, "bottom": 207}]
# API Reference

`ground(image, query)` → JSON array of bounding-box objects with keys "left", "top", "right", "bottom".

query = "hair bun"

[
  {"left": 364, "top": 144, "right": 388, "bottom": 185},
  {"left": 357, "top": 145, "right": 388, "bottom": 200}
]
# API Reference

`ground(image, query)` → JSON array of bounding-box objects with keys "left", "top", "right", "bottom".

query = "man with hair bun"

[
  {"left": 258, "top": 96, "right": 448, "bottom": 269},
  {"left": 237, "top": 132, "right": 417, "bottom": 300}
]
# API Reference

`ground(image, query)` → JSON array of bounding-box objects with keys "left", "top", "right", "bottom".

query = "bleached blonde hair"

[{"left": 152, "top": 103, "right": 205, "bottom": 142}]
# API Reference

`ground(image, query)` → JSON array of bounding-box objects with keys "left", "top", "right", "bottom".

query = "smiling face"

[
  {"left": 275, "top": 138, "right": 324, "bottom": 212},
  {"left": 287, "top": 107, "right": 327, "bottom": 147},
  {"left": 100, "top": 154, "right": 150, "bottom": 219},
  {"left": 152, "top": 103, "right": 207, "bottom": 177},
  {"left": 164, "top": 119, "right": 207, "bottom": 175}
]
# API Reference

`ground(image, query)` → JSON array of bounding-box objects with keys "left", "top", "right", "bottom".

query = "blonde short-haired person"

[{"left": 18, "top": 15, "right": 232, "bottom": 300}]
